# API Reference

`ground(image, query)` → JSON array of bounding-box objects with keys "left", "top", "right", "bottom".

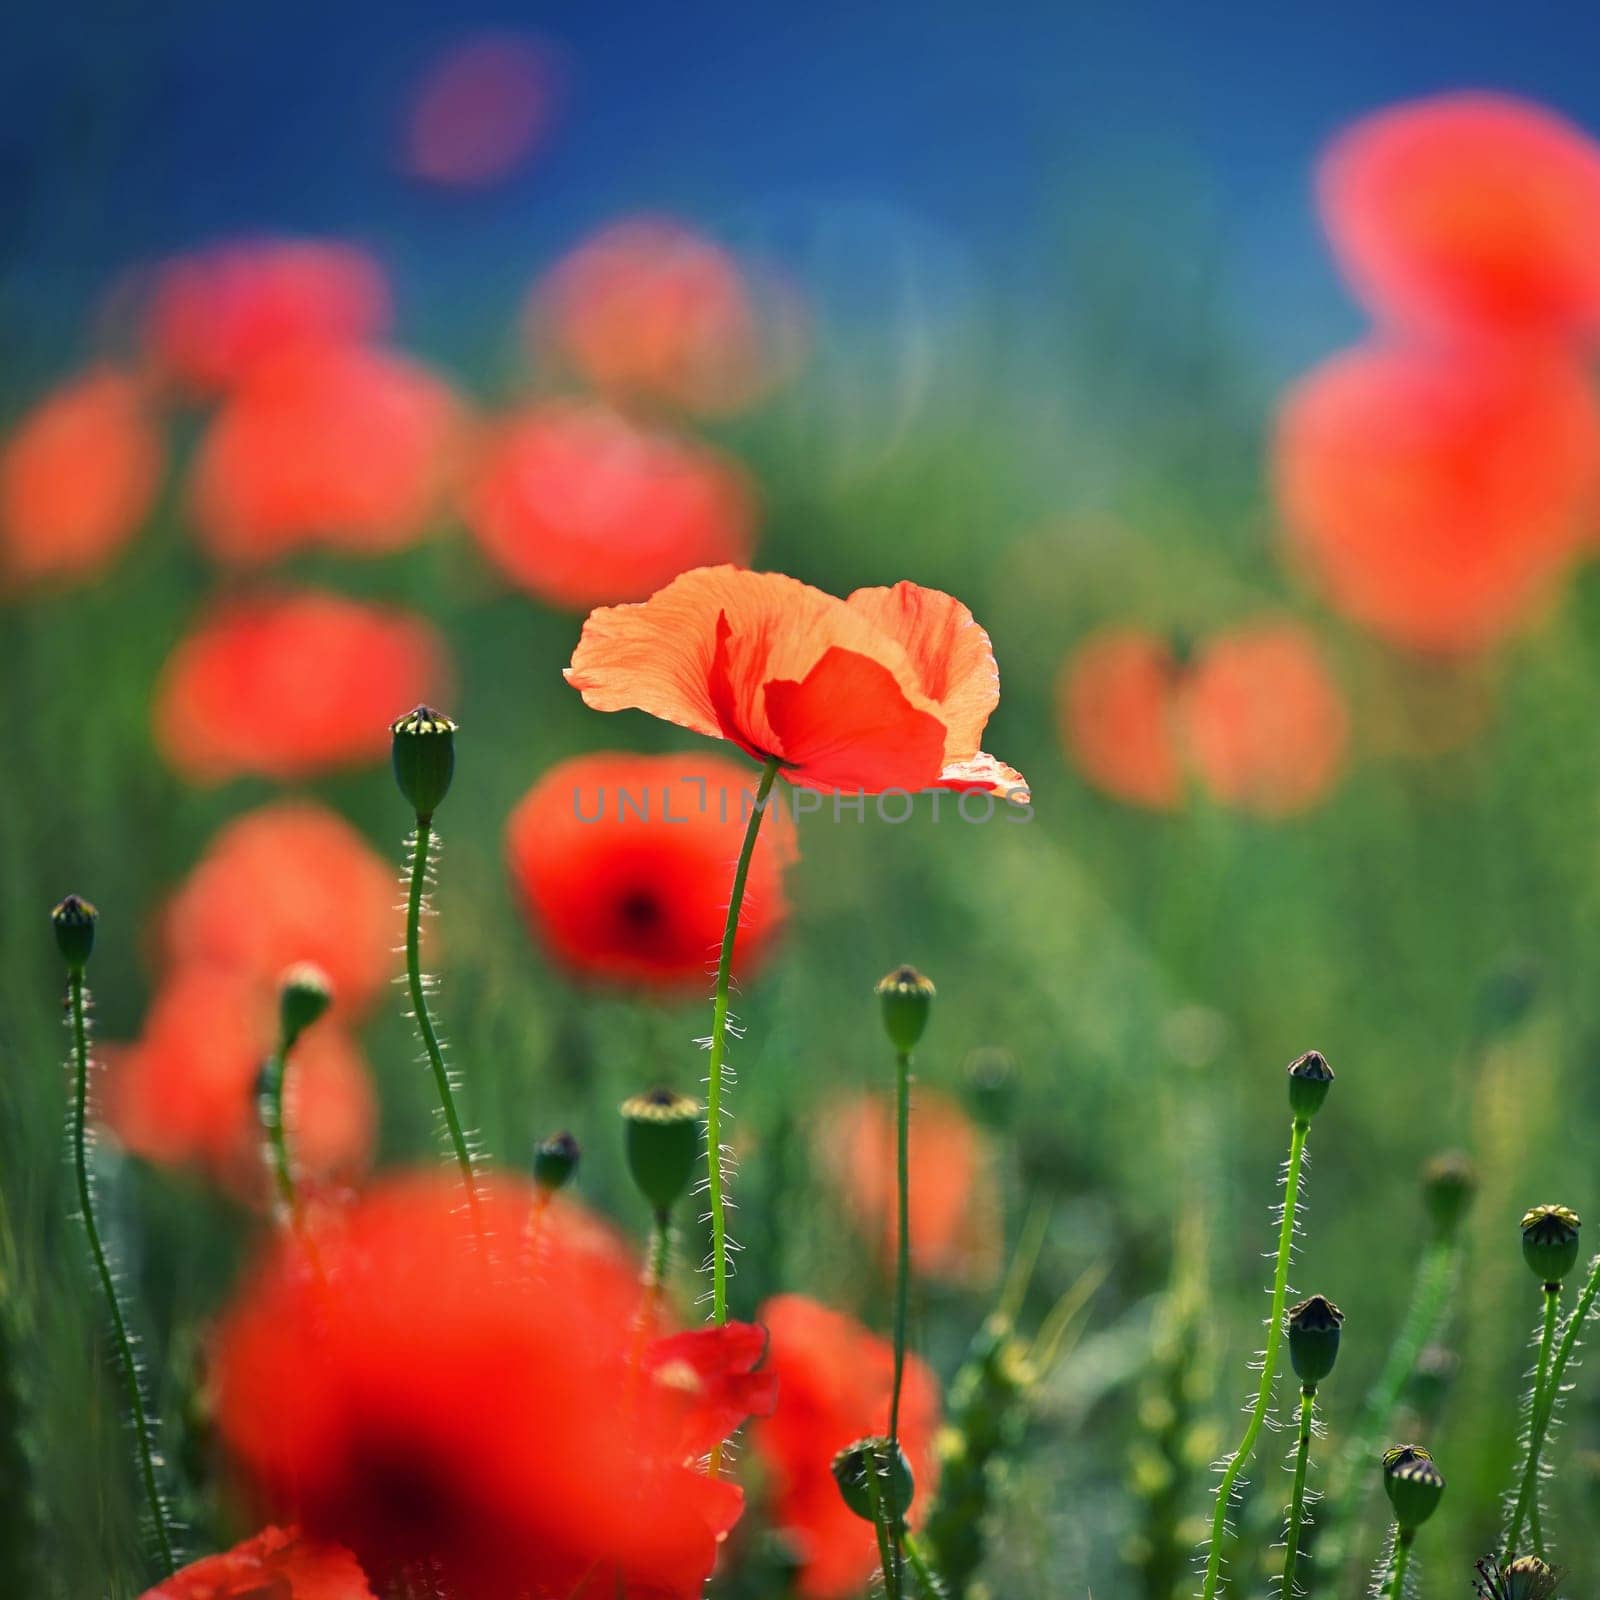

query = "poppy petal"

[{"left": 936, "top": 751, "right": 1030, "bottom": 805}]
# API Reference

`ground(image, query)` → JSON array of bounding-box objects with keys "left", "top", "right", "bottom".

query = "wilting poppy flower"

[
  {"left": 818, "top": 1088, "right": 1000, "bottom": 1286},
  {"left": 138, "top": 1525, "right": 375, "bottom": 1599},
  {"left": 1321, "top": 93, "right": 1600, "bottom": 343},
  {"left": 1277, "top": 341, "right": 1600, "bottom": 653},
  {"left": 566, "top": 566, "right": 1028, "bottom": 800},
  {"left": 160, "top": 802, "right": 399, "bottom": 1018},
  {"left": 154, "top": 590, "right": 450, "bottom": 784},
  {"left": 212, "top": 1175, "right": 771, "bottom": 1599},
  {"left": 402, "top": 33, "right": 558, "bottom": 187},
  {"left": 465, "top": 402, "right": 755, "bottom": 609},
  {"left": 1056, "top": 629, "right": 1185, "bottom": 812},
  {"left": 531, "top": 217, "right": 790, "bottom": 416},
  {"left": 189, "top": 344, "right": 463, "bottom": 564},
  {"left": 506, "top": 751, "right": 796, "bottom": 991},
  {"left": 103, "top": 965, "right": 375, "bottom": 1198},
  {"left": 1181, "top": 623, "right": 1351, "bottom": 818},
  {"left": 0, "top": 367, "right": 163, "bottom": 584},
  {"left": 144, "top": 239, "right": 391, "bottom": 397},
  {"left": 751, "top": 1294, "right": 940, "bottom": 1600}
]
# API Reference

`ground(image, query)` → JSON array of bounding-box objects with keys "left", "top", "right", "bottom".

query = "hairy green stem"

[
  {"left": 1387, "top": 1527, "right": 1414, "bottom": 1597},
  {"left": 890, "top": 1049, "right": 912, "bottom": 1447},
  {"left": 257, "top": 1046, "right": 297, "bottom": 1224},
  {"left": 704, "top": 755, "right": 781, "bottom": 1325},
  {"left": 1505, "top": 1285, "right": 1561, "bottom": 1558},
  {"left": 1199, "top": 1115, "right": 1310, "bottom": 1600},
  {"left": 68, "top": 972, "right": 175, "bottom": 1576},
  {"left": 902, "top": 1530, "right": 945, "bottom": 1597},
  {"left": 864, "top": 1451, "right": 904, "bottom": 1600},
  {"left": 1281, "top": 1384, "right": 1316, "bottom": 1596}
]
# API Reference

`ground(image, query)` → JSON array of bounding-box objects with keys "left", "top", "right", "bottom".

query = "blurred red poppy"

[
  {"left": 566, "top": 567, "right": 1028, "bottom": 800},
  {"left": 161, "top": 802, "right": 398, "bottom": 1019},
  {"left": 103, "top": 965, "right": 375, "bottom": 1199},
  {"left": 530, "top": 217, "right": 792, "bottom": 416},
  {"left": 818, "top": 1088, "right": 1000, "bottom": 1286},
  {"left": 0, "top": 367, "right": 163, "bottom": 585},
  {"left": 144, "top": 240, "right": 391, "bottom": 397},
  {"left": 1182, "top": 623, "right": 1351, "bottom": 818},
  {"left": 138, "top": 1525, "right": 375, "bottom": 1599},
  {"left": 1276, "top": 341, "right": 1600, "bottom": 652},
  {"left": 1056, "top": 629, "right": 1185, "bottom": 811},
  {"left": 506, "top": 751, "right": 796, "bottom": 991},
  {"left": 154, "top": 590, "right": 450, "bottom": 784},
  {"left": 402, "top": 33, "right": 558, "bottom": 187},
  {"left": 1321, "top": 93, "right": 1600, "bottom": 343},
  {"left": 212, "top": 1175, "right": 769, "bottom": 1599},
  {"left": 189, "top": 344, "right": 463, "bottom": 564},
  {"left": 751, "top": 1294, "right": 941, "bottom": 1599},
  {"left": 464, "top": 402, "right": 755, "bottom": 609}
]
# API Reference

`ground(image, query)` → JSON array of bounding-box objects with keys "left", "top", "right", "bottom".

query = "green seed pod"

[
  {"left": 1422, "top": 1150, "right": 1477, "bottom": 1240},
  {"left": 621, "top": 1089, "right": 701, "bottom": 1217},
  {"left": 390, "top": 705, "right": 457, "bottom": 820},
  {"left": 50, "top": 895, "right": 97, "bottom": 972},
  {"left": 1286, "top": 1050, "right": 1333, "bottom": 1121},
  {"left": 1382, "top": 1444, "right": 1444, "bottom": 1531},
  {"left": 1286, "top": 1295, "right": 1343, "bottom": 1386},
  {"left": 877, "top": 965, "right": 935, "bottom": 1055},
  {"left": 533, "top": 1130, "right": 581, "bottom": 1194},
  {"left": 1521, "top": 1204, "right": 1581, "bottom": 1287},
  {"left": 831, "top": 1434, "right": 915, "bottom": 1525},
  {"left": 1405, "top": 1344, "right": 1458, "bottom": 1422},
  {"left": 278, "top": 961, "right": 332, "bottom": 1045},
  {"left": 1475, "top": 1556, "right": 1565, "bottom": 1600}
]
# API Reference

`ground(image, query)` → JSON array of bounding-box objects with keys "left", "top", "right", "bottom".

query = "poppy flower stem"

[
  {"left": 704, "top": 754, "right": 782, "bottom": 1328},
  {"left": 862, "top": 1450, "right": 904, "bottom": 1600},
  {"left": 257, "top": 1045, "right": 298, "bottom": 1226},
  {"left": 889, "top": 1048, "right": 912, "bottom": 1451},
  {"left": 901, "top": 1530, "right": 945, "bottom": 1597},
  {"left": 66, "top": 969, "right": 177, "bottom": 1577},
  {"left": 1384, "top": 1525, "right": 1415, "bottom": 1597},
  {"left": 1506, "top": 1285, "right": 1562, "bottom": 1558},
  {"left": 1280, "top": 1384, "right": 1316, "bottom": 1596}
]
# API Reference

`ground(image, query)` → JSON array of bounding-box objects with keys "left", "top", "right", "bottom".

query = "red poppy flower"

[
  {"left": 1276, "top": 341, "right": 1600, "bottom": 653},
  {"left": 138, "top": 1526, "right": 375, "bottom": 1599},
  {"left": 464, "top": 402, "right": 755, "bottom": 609},
  {"left": 751, "top": 1294, "right": 941, "bottom": 1600},
  {"left": 565, "top": 566, "right": 1028, "bottom": 800},
  {"left": 212, "top": 1175, "right": 770, "bottom": 1599},
  {"left": 154, "top": 590, "right": 450, "bottom": 784},
  {"left": 144, "top": 240, "right": 391, "bottom": 397},
  {"left": 1320, "top": 93, "right": 1600, "bottom": 343},
  {"left": 818, "top": 1089, "right": 1000, "bottom": 1286},
  {"left": 506, "top": 751, "right": 796, "bottom": 991},
  {"left": 402, "top": 33, "right": 558, "bottom": 187},
  {"left": 103, "top": 965, "right": 375, "bottom": 1198},
  {"left": 644, "top": 1322, "right": 779, "bottom": 1459},
  {"left": 0, "top": 367, "right": 163, "bottom": 584},
  {"left": 530, "top": 217, "right": 790, "bottom": 415},
  {"left": 1056, "top": 629, "right": 1185, "bottom": 811},
  {"left": 160, "top": 802, "right": 399, "bottom": 1019},
  {"left": 189, "top": 344, "right": 463, "bottom": 564}
]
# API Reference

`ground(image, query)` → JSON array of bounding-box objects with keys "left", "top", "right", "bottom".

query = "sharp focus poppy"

[
  {"left": 465, "top": 402, "right": 755, "bottom": 609},
  {"left": 212, "top": 1176, "right": 771, "bottom": 1599},
  {"left": 144, "top": 240, "right": 391, "bottom": 397},
  {"left": 189, "top": 344, "right": 464, "bottom": 564},
  {"left": 154, "top": 590, "right": 450, "bottom": 784},
  {"left": 1320, "top": 93, "right": 1600, "bottom": 343},
  {"left": 565, "top": 566, "right": 1028, "bottom": 801},
  {"left": 818, "top": 1088, "right": 1000, "bottom": 1286},
  {"left": 103, "top": 965, "right": 375, "bottom": 1199},
  {"left": 751, "top": 1294, "right": 941, "bottom": 1600},
  {"left": 160, "top": 802, "right": 399, "bottom": 1019},
  {"left": 1275, "top": 341, "right": 1600, "bottom": 653},
  {"left": 0, "top": 367, "right": 163, "bottom": 585},
  {"left": 505, "top": 752, "right": 797, "bottom": 991},
  {"left": 137, "top": 1526, "right": 376, "bottom": 1599}
]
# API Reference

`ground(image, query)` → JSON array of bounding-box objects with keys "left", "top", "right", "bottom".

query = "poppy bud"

[
  {"left": 391, "top": 705, "right": 456, "bottom": 820},
  {"left": 533, "top": 1130, "right": 580, "bottom": 1194},
  {"left": 1382, "top": 1444, "right": 1445, "bottom": 1530},
  {"left": 51, "top": 895, "right": 97, "bottom": 972},
  {"left": 1286, "top": 1050, "right": 1333, "bottom": 1121},
  {"left": 1475, "top": 1556, "right": 1565, "bottom": 1600},
  {"left": 832, "top": 1434, "right": 915, "bottom": 1526},
  {"left": 1423, "top": 1151, "right": 1477, "bottom": 1240},
  {"left": 1406, "top": 1344, "right": 1458, "bottom": 1419},
  {"left": 1521, "top": 1204, "right": 1581, "bottom": 1287},
  {"left": 877, "top": 965, "right": 935, "bottom": 1055},
  {"left": 278, "top": 961, "right": 332, "bottom": 1044},
  {"left": 621, "top": 1089, "right": 701, "bottom": 1217},
  {"left": 964, "top": 1046, "right": 1017, "bottom": 1129},
  {"left": 1286, "top": 1294, "right": 1344, "bottom": 1386}
]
